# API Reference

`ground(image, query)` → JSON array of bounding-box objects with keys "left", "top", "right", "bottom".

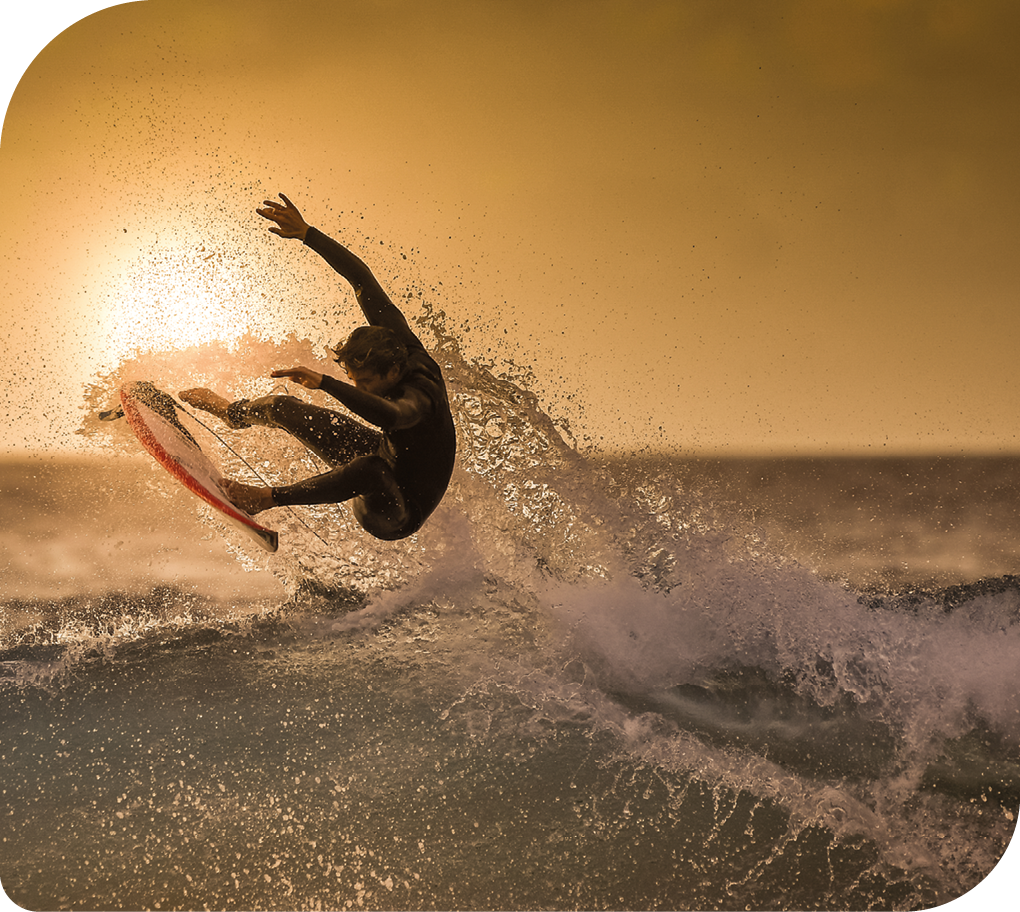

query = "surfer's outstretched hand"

[
  {"left": 257, "top": 193, "right": 309, "bottom": 240},
  {"left": 221, "top": 479, "right": 275, "bottom": 515},
  {"left": 270, "top": 367, "right": 323, "bottom": 390}
]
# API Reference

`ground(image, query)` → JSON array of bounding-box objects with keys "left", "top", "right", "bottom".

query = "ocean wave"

[{"left": 3, "top": 331, "right": 1016, "bottom": 908}]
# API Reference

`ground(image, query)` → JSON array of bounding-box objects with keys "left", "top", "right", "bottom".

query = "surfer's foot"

[
  {"left": 179, "top": 388, "right": 231, "bottom": 422},
  {"left": 221, "top": 479, "right": 276, "bottom": 515}
]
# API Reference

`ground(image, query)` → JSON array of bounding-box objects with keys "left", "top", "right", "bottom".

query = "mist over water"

[{"left": 2, "top": 309, "right": 1019, "bottom": 909}]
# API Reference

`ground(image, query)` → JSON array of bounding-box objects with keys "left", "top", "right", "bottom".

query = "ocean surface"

[{"left": 2, "top": 340, "right": 1019, "bottom": 911}]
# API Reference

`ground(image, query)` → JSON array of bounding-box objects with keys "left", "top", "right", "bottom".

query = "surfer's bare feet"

[
  {"left": 221, "top": 479, "right": 275, "bottom": 515},
  {"left": 179, "top": 388, "right": 231, "bottom": 421}
]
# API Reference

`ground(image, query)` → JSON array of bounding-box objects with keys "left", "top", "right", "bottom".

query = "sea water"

[{"left": 2, "top": 333, "right": 1018, "bottom": 911}]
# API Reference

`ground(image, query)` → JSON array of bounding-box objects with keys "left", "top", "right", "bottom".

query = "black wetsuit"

[{"left": 228, "top": 226, "right": 456, "bottom": 540}]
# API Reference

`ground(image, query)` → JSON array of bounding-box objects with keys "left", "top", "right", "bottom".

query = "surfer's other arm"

[{"left": 270, "top": 365, "right": 429, "bottom": 432}]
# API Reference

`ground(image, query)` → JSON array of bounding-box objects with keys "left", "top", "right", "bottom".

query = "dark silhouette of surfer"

[{"left": 181, "top": 194, "right": 456, "bottom": 541}]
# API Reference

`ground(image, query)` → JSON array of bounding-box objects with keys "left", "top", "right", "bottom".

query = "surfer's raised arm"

[{"left": 257, "top": 194, "right": 414, "bottom": 340}]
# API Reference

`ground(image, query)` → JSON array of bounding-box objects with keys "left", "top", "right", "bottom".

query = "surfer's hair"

[{"left": 333, "top": 326, "right": 409, "bottom": 375}]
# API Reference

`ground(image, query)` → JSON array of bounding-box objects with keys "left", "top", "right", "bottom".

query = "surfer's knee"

[
  {"left": 350, "top": 456, "right": 411, "bottom": 539},
  {"left": 353, "top": 496, "right": 412, "bottom": 540}
]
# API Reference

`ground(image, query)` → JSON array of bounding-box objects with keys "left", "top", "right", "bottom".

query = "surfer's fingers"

[
  {"left": 259, "top": 194, "right": 294, "bottom": 211},
  {"left": 269, "top": 368, "right": 310, "bottom": 383}
]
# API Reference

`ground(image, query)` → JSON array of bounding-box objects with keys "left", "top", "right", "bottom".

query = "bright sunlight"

[{"left": 106, "top": 245, "right": 257, "bottom": 359}]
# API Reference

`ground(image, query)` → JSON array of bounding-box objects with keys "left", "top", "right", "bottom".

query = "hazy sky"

[{"left": 3, "top": 0, "right": 1019, "bottom": 454}]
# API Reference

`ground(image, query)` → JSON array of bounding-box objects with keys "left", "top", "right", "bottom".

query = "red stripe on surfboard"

[{"left": 120, "top": 389, "right": 278, "bottom": 550}]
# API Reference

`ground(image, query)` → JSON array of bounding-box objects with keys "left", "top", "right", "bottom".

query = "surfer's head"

[{"left": 330, "top": 326, "right": 408, "bottom": 392}]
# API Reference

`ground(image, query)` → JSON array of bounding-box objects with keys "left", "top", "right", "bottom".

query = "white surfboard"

[{"left": 120, "top": 382, "right": 279, "bottom": 553}]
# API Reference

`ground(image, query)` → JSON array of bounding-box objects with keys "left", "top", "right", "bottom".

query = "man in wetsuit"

[{"left": 180, "top": 194, "right": 456, "bottom": 541}]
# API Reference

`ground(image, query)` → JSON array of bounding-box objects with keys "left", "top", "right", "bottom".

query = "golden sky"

[{"left": 2, "top": 0, "right": 1019, "bottom": 454}]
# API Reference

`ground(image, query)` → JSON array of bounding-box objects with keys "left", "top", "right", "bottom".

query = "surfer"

[{"left": 180, "top": 194, "right": 456, "bottom": 541}]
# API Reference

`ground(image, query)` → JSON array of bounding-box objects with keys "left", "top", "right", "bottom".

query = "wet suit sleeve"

[
  {"left": 302, "top": 226, "right": 432, "bottom": 430},
  {"left": 303, "top": 226, "right": 420, "bottom": 347},
  {"left": 318, "top": 374, "right": 430, "bottom": 432}
]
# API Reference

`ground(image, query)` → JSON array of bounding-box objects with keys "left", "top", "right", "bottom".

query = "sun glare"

[{"left": 106, "top": 246, "right": 255, "bottom": 359}]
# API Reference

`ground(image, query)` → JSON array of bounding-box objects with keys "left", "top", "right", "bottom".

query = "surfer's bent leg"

[
  {"left": 227, "top": 395, "right": 380, "bottom": 467},
  {"left": 270, "top": 455, "right": 412, "bottom": 540}
]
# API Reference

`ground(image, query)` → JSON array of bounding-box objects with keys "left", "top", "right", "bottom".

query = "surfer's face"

[{"left": 345, "top": 364, "right": 401, "bottom": 397}]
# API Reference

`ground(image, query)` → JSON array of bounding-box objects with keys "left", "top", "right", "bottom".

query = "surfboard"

[{"left": 120, "top": 381, "right": 279, "bottom": 553}]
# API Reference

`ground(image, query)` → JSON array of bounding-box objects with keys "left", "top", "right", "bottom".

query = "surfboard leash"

[{"left": 169, "top": 399, "right": 336, "bottom": 551}]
